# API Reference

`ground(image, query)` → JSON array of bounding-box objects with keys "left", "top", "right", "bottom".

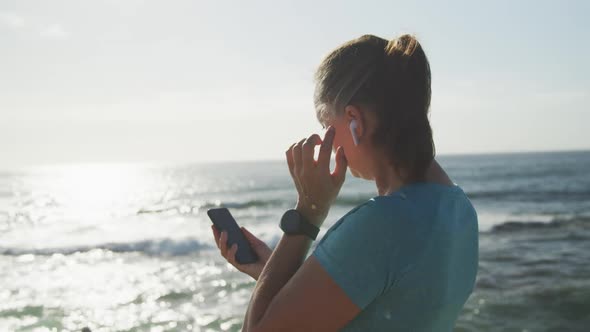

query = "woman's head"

[{"left": 314, "top": 34, "right": 434, "bottom": 183}]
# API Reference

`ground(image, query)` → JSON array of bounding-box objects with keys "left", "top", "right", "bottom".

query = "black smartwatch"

[{"left": 280, "top": 209, "right": 320, "bottom": 240}]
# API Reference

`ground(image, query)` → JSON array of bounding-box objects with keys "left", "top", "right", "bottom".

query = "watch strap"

[
  {"left": 281, "top": 209, "right": 320, "bottom": 240},
  {"left": 298, "top": 214, "right": 320, "bottom": 240}
]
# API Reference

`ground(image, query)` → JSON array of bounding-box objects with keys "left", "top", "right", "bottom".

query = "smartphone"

[{"left": 207, "top": 207, "right": 258, "bottom": 264}]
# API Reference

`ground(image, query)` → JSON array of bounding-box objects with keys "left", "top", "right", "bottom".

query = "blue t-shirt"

[{"left": 312, "top": 182, "right": 479, "bottom": 331}]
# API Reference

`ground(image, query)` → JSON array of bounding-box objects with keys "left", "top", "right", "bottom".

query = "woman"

[{"left": 211, "top": 34, "right": 479, "bottom": 331}]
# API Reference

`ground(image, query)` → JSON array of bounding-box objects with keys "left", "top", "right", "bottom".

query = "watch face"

[{"left": 281, "top": 210, "right": 301, "bottom": 233}]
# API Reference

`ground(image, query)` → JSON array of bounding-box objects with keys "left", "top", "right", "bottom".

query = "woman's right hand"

[{"left": 211, "top": 225, "right": 273, "bottom": 281}]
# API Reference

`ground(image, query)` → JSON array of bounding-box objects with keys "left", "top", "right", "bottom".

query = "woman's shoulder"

[
  {"left": 363, "top": 182, "right": 474, "bottom": 225},
  {"left": 332, "top": 182, "right": 473, "bottom": 234},
  {"left": 389, "top": 182, "right": 469, "bottom": 208},
  {"left": 335, "top": 194, "right": 409, "bottom": 233}
]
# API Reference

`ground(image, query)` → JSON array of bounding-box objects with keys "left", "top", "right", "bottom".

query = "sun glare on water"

[{"left": 28, "top": 164, "right": 157, "bottom": 221}]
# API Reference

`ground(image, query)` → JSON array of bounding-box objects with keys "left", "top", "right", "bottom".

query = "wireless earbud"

[{"left": 349, "top": 119, "right": 359, "bottom": 146}]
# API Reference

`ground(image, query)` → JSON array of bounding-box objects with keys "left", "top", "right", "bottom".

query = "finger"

[
  {"left": 241, "top": 226, "right": 256, "bottom": 244},
  {"left": 220, "top": 231, "right": 228, "bottom": 257},
  {"left": 318, "top": 126, "right": 336, "bottom": 171},
  {"left": 241, "top": 226, "right": 266, "bottom": 247},
  {"left": 285, "top": 143, "right": 298, "bottom": 181},
  {"left": 286, "top": 143, "right": 304, "bottom": 194},
  {"left": 332, "top": 146, "right": 348, "bottom": 185},
  {"left": 292, "top": 138, "right": 306, "bottom": 176},
  {"left": 302, "top": 134, "right": 322, "bottom": 172},
  {"left": 211, "top": 225, "right": 220, "bottom": 248},
  {"left": 228, "top": 243, "right": 239, "bottom": 266}
]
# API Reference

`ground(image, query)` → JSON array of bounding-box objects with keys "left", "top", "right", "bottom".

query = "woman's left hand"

[
  {"left": 285, "top": 126, "right": 348, "bottom": 227},
  {"left": 211, "top": 225, "right": 273, "bottom": 281}
]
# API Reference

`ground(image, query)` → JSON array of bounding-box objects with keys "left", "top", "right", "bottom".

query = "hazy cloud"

[
  {"left": 0, "top": 11, "right": 69, "bottom": 40},
  {"left": 0, "top": 11, "right": 25, "bottom": 29},
  {"left": 40, "top": 23, "right": 69, "bottom": 39}
]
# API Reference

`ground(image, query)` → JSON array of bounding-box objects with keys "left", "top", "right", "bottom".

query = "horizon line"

[{"left": 3, "top": 147, "right": 589, "bottom": 172}]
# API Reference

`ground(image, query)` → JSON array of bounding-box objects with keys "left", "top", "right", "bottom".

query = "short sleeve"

[{"left": 312, "top": 198, "right": 404, "bottom": 310}]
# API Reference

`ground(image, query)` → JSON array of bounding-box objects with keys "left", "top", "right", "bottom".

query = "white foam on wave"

[
  {"left": 477, "top": 210, "right": 563, "bottom": 232},
  {"left": 0, "top": 211, "right": 286, "bottom": 256},
  {"left": 0, "top": 237, "right": 211, "bottom": 256},
  {"left": 0, "top": 213, "right": 218, "bottom": 256}
]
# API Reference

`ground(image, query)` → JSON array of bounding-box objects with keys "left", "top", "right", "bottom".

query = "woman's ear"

[{"left": 344, "top": 105, "right": 364, "bottom": 138}]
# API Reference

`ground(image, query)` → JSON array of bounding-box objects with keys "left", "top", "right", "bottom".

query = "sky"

[{"left": 1, "top": 0, "right": 589, "bottom": 168}]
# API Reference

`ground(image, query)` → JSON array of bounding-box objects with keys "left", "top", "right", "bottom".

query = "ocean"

[{"left": 1, "top": 150, "right": 589, "bottom": 331}]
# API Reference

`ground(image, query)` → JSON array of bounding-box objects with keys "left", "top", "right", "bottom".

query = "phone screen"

[{"left": 207, "top": 208, "right": 258, "bottom": 264}]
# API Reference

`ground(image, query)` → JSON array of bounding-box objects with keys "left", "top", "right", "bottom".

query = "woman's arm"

[
  {"left": 241, "top": 202, "right": 325, "bottom": 330},
  {"left": 243, "top": 229, "right": 314, "bottom": 330},
  {"left": 243, "top": 126, "right": 348, "bottom": 331}
]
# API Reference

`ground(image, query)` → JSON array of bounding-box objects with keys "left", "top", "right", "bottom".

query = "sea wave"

[
  {"left": 137, "top": 199, "right": 287, "bottom": 215},
  {"left": 0, "top": 238, "right": 212, "bottom": 256},
  {"left": 490, "top": 215, "right": 590, "bottom": 232},
  {"left": 199, "top": 199, "right": 286, "bottom": 210},
  {"left": 466, "top": 189, "right": 590, "bottom": 202},
  {"left": 136, "top": 195, "right": 372, "bottom": 215}
]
